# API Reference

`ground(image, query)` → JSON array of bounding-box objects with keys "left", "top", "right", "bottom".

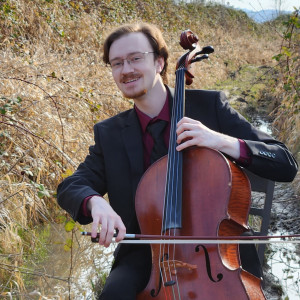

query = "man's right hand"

[{"left": 87, "top": 195, "right": 126, "bottom": 247}]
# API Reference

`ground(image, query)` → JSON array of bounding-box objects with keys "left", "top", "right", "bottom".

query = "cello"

[{"left": 134, "top": 30, "right": 266, "bottom": 299}]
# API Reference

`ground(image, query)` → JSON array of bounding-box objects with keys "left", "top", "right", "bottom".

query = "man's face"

[{"left": 109, "top": 32, "right": 164, "bottom": 100}]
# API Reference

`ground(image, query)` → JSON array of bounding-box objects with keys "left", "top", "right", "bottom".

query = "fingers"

[
  {"left": 92, "top": 214, "right": 126, "bottom": 247},
  {"left": 91, "top": 214, "right": 100, "bottom": 238},
  {"left": 176, "top": 117, "right": 203, "bottom": 150},
  {"left": 176, "top": 135, "right": 196, "bottom": 151},
  {"left": 176, "top": 117, "right": 216, "bottom": 151},
  {"left": 89, "top": 196, "right": 126, "bottom": 247},
  {"left": 99, "top": 216, "right": 126, "bottom": 247},
  {"left": 114, "top": 220, "right": 126, "bottom": 242},
  {"left": 98, "top": 215, "right": 110, "bottom": 247},
  {"left": 177, "top": 116, "right": 198, "bottom": 127},
  {"left": 176, "top": 117, "right": 200, "bottom": 138}
]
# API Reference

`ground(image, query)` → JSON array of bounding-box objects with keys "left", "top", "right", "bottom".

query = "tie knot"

[{"left": 146, "top": 120, "right": 168, "bottom": 138}]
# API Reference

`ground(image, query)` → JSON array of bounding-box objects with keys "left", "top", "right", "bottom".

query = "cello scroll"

[{"left": 177, "top": 29, "right": 214, "bottom": 85}]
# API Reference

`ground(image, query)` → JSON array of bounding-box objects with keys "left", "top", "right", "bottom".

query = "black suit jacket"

[{"left": 57, "top": 88, "right": 298, "bottom": 232}]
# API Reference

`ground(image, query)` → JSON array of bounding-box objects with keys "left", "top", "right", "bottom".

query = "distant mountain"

[{"left": 241, "top": 8, "right": 291, "bottom": 23}]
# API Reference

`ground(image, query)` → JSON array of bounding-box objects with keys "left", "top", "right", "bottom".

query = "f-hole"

[{"left": 195, "top": 244, "right": 223, "bottom": 282}]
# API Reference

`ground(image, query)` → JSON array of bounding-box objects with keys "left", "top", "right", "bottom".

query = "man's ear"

[{"left": 156, "top": 56, "right": 165, "bottom": 74}]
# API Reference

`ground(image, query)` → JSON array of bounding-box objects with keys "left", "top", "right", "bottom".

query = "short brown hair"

[{"left": 103, "top": 23, "right": 169, "bottom": 84}]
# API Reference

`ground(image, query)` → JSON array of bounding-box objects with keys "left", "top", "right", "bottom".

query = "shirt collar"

[{"left": 135, "top": 94, "right": 170, "bottom": 133}]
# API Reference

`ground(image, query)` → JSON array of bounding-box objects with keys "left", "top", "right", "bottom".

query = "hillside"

[
  {"left": 243, "top": 8, "right": 293, "bottom": 23},
  {"left": 0, "top": 0, "right": 299, "bottom": 298}
]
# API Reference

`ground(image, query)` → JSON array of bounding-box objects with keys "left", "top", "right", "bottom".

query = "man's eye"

[
  {"left": 131, "top": 56, "right": 142, "bottom": 62},
  {"left": 112, "top": 61, "right": 122, "bottom": 67}
]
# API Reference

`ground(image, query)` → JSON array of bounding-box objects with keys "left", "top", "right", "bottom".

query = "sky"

[{"left": 225, "top": 0, "right": 299, "bottom": 11}]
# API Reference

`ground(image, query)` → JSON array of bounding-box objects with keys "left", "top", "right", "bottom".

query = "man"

[{"left": 57, "top": 23, "right": 298, "bottom": 299}]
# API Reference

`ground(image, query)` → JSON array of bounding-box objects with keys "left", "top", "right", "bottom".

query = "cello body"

[{"left": 135, "top": 147, "right": 266, "bottom": 299}]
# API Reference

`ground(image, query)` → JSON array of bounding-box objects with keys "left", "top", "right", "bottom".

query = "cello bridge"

[{"left": 160, "top": 260, "right": 197, "bottom": 275}]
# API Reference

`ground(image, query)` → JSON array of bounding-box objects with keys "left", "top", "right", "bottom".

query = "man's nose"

[{"left": 121, "top": 60, "right": 134, "bottom": 73}]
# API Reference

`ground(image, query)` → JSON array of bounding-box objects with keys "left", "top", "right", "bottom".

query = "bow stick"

[{"left": 81, "top": 232, "right": 300, "bottom": 244}]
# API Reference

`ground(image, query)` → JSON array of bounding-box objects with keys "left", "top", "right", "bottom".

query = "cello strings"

[
  {"left": 159, "top": 68, "right": 180, "bottom": 297},
  {"left": 159, "top": 66, "right": 186, "bottom": 299},
  {"left": 173, "top": 67, "right": 186, "bottom": 300},
  {"left": 160, "top": 67, "right": 185, "bottom": 299},
  {"left": 171, "top": 68, "right": 184, "bottom": 300},
  {"left": 168, "top": 68, "right": 185, "bottom": 299},
  {"left": 172, "top": 68, "right": 185, "bottom": 300},
  {"left": 168, "top": 70, "right": 181, "bottom": 299}
]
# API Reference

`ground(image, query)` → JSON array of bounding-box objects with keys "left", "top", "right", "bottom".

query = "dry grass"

[
  {"left": 0, "top": 40, "right": 125, "bottom": 297},
  {"left": 0, "top": 0, "right": 297, "bottom": 298},
  {"left": 270, "top": 10, "right": 300, "bottom": 191}
]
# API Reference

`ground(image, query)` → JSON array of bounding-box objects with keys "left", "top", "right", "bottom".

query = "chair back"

[{"left": 244, "top": 169, "right": 275, "bottom": 265}]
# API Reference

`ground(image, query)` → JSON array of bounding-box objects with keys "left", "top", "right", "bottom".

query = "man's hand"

[
  {"left": 176, "top": 117, "right": 240, "bottom": 160},
  {"left": 87, "top": 195, "right": 126, "bottom": 247}
]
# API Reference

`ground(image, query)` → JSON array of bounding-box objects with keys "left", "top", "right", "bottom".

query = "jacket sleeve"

[
  {"left": 57, "top": 125, "right": 106, "bottom": 224},
  {"left": 215, "top": 91, "right": 298, "bottom": 182}
]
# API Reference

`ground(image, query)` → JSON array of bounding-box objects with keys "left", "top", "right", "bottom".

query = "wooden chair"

[{"left": 243, "top": 169, "right": 275, "bottom": 265}]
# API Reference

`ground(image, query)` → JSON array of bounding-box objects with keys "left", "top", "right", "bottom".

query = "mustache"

[{"left": 120, "top": 73, "right": 142, "bottom": 83}]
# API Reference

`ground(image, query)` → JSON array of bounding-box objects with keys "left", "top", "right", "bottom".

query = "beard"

[
  {"left": 120, "top": 73, "right": 147, "bottom": 99},
  {"left": 122, "top": 88, "right": 147, "bottom": 99}
]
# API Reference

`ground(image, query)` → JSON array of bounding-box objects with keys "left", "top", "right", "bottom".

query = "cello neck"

[{"left": 162, "top": 67, "right": 186, "bottom": 233}]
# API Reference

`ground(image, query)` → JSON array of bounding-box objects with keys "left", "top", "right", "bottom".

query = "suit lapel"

[{"left": 121, "top": 109, "right": 144, "bottom": 197}]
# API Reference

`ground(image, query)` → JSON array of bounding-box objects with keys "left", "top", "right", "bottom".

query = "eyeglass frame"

[{"left": 108, "top": 51, "right": 156, "bottom": 71}]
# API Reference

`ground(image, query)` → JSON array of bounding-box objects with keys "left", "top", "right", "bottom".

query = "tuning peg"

[
  {"left": 196, "top": 46, "right": 214, "bottom": 55},
  {"left": 191, "top": 54, "right": 209, "bottom": 64}
]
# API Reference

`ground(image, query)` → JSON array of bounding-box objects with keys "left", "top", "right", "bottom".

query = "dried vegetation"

[{"left": 0, "top": 0, "right": 298, "bottom": 298}]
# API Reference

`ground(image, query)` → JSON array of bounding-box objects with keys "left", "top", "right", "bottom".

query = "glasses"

[{"left": 109, "top": 52, "right": 155, "bottom": 70}]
